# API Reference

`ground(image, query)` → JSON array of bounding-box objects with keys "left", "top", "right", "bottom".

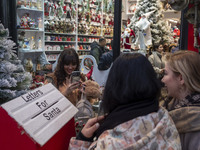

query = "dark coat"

[
  {"left": 163, "top": 93, "right": 200, "bottom": 150},
  {"left": 98, "top": 51, "right": 113, "bottom": 70},
  {"left": 90, "top": 41, "right": 109, "bottom": 64}
]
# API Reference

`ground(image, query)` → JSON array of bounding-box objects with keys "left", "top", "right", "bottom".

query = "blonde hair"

[{"left": 165, "top": 50, "right": 200, "bottom": 93}]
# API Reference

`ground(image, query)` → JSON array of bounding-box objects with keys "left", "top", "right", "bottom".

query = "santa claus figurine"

[{"left": 121, "top": 28, "right": 135, "bottom": 50}]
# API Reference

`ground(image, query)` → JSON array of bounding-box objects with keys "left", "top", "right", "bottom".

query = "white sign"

[{"left": 1, "top": 83, "right": 78, "bottom": 146}]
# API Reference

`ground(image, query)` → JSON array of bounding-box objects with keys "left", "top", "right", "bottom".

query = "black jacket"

[
  {"left": 90, "top": 41, "right": 109, "bottom": 64},
  {"left": 98, "top": 51, "right": 113, "bottom": 70}
]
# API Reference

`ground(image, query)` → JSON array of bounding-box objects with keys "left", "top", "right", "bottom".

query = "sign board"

[{"left": 1, "top": 83, "right": 78, "bottom": 146}]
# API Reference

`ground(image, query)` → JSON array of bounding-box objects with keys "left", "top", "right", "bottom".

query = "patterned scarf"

[{"left": 174, "top": 92, "right": 200, "bottom": 109}]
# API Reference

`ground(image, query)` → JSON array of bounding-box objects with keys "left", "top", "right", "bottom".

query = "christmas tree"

[
  {"left": 0, "top": 22, "right": 32, "bottom": 104},
  {"left": 128, "top": 0, "right": 173, "bottom": 45}
]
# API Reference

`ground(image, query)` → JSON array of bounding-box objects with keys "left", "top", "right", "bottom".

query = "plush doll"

[
  {"left": 89, "top": 26, "right": 94, "bottom": 35},
  {"left": 57, "top": 3, "right": 64, "bottom": 19},
  {"left": 110, "top": 28, "right": 113, "bottom": 37},
  {"left": 135, "top": 11, "right": 155, "bottom": 50},
  {"left": 66, "top": 3, "right": 71, "bottom": 20},
  {"left": 54, "top": 21, "right": 59, "bottom": 33},
  {"left": 97, "top": 27, "right": 101, "bottom": 36},
  {"left": 75, "top": 79, "right": 101, "bottom": 128},
  {"left": 44, "top": 0, "right": 51, "bottom": 17},
  {"left": 85, "top": 12, "right": 90, "bottom": 23},
  {"left": 49, "top": 1, "right": 55, "bottom": 19},
  {"left": 83, "top": 80, "right": 101, "bottom": 105},
  {"left": 24, "top": 58, "right": 33, "bottom": 73},
  {"left": 102, "top": 26, "right": 106, "bottom": 36},
  {"left": 30, "top": 75, "right": 44, "bottom": 90},
  {"left": 121, "top": 27, "right": 135, "bottom": 50},
  {"left": 18, "top": 31, "right": 25, "bottom": 48},
  {"left": 105, "top": 14, "right": 110, "bottom": 26}
]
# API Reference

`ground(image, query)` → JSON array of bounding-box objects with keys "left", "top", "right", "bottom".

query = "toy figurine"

[
  {"left": 44, "top": 20, "right": 50, "bottom": 32},
  {"left": 30, "top": 36, "right": 36, "bottom": 50},
  {"left": 65, "top": 4, "right": 71, "bottom": 20},
  {"left": 38, "top": 17, "right": 43, "bottom": 30},
  {"left": 31, "top": 0, "right": 37, "bottom": 9},
  {"left": 44, "top": 0, "right": 51, "bottom": 17},
  {"left": 49, "top": 1, "right": 55, "bottom": 20},
  {"left": 102, "top": 26, "right": 106, "bottom": 36},
  {"left": 38, "top": 37, "right": 42, "bottom": 49},
  {"left": 97, "top": 27, "right": 101, "bottom": 36},
  {"left": 37, "top": 0, "right": 42, "bottom": 10},
  {"left": 18, "top": 0, "right": 26, "bottom": 8},
  {"left": 57, "top": 2, "right": 64, "bottom": 20},
  {"left": 24, "top": 58, "right": 33, "bottom": 72},
  {"left": 105, "top": 14, "right": 110, "bottom": 26},
  {"left": 18, "top": 31, "right": 25, "bottom": 48},
  {"left": 110, "top": 28, "right": 113, "bottom": 37},
  {"left": 26, "top": 0, "right": 31, "bottom": 8}
]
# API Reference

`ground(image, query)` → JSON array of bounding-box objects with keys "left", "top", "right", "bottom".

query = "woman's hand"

[
  {"left": 81, "top": 116, "right": 104, "bottom": 138},
  {"left": 65, "top": 82, "right": 81, "bottom": 97}
]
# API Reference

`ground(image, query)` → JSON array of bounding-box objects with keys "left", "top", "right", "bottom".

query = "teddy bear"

[
  {"left": 83, "top": 80, "right": 101, "bottom": 105},
  {"left": 75, "top": 80, "right": 101, "bottom": 125}
]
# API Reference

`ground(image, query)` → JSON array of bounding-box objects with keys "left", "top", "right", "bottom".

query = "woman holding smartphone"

[{"left": 44, "top": 48, "right": 84, "bottom": 106}]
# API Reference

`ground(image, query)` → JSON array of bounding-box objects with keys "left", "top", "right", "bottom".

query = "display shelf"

[
  {"left": 78, "top": 50, "right": 90, "bottom": 52},
  {"left": 45, "top": 32, "right": 76, "bottom": 36},
  {"left": 105, "top": 36, "right": 113, "bottom": 38},
  {"left": 78, "top": 42, "right": 92, "bottom": 44},
  {"left": 44, "top": 19, "right": 75, "bottom": 23},
  {"left": 45, "top": 41, "right": 76, "bottom": 43},
  {"left": 45, "top": 50, "right": 63, "bottom": 52},
  {"left": 19, "top": 49, "right": 44, "bottom": 53},
  {"left": 43, "top": 0, "right": 114, "bottom": 60},
  {"left": 16, "top": 0, "right": 46, "bottom": 72},
  {"left": 78, "top": 34, "right": 102, "bottom": 38},
  {"left": 18, "top": 29, "right": 44, "bottom": 32},
  {"left": 17, "top": 7, "right": 43, "bottom": 12},
  {"left": 90, "top": 24, "right": 101, "bottom": 27}
]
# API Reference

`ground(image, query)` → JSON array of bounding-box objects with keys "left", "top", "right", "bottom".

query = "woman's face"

[
  {"left": 64, "top": 63, "right": 77, "bottom": 75},
  {"left": 156, "top": 45, "right": 163, "bottom": 53},
  {"left": 162, "top": 63, "right": 181, "bottom": 98}
]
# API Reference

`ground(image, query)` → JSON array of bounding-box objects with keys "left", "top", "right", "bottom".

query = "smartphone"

[{"left": 71, "top": 71, "right": 81, "bottom": 83}]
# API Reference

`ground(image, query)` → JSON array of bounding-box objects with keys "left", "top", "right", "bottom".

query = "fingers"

[
  {"left": 81, "top": 116, "right": 105, "bottom": 138},
  {"left": 97, "top": 115, "right": 105, "bottom": 122},
  {"left": 82, "top": 119, "right": 100, "bottom": 138},
  {"left": 69, "top": 82, "right": 81, "bottom": 90},
  {"left": 85, "top": 116, "right": 104, "bottom": 128}
]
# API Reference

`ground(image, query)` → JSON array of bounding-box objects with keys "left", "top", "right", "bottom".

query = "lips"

[{"left": 67, "top": 70, "right": 73, "bottom": 74}]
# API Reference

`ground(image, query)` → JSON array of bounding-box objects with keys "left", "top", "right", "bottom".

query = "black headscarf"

[{"left": 94, "top": 97, "right": 159, "bottom": 139}]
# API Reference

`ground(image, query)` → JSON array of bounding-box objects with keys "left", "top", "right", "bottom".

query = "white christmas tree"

[
  {"left": 128, "top": 0, "right": 173, "bottom": 45},
  {"left": 0, "top": 22, "right": 32, "bottom": 104}
]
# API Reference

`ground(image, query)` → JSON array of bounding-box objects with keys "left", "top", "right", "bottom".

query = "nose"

[{"left": 68, "top": 64, "right": 74, "bottom": 69}]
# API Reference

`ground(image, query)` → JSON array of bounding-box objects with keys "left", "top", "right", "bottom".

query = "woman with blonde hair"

[{"left": 162, "top": 50, "right": 200, "bottom": 150}]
